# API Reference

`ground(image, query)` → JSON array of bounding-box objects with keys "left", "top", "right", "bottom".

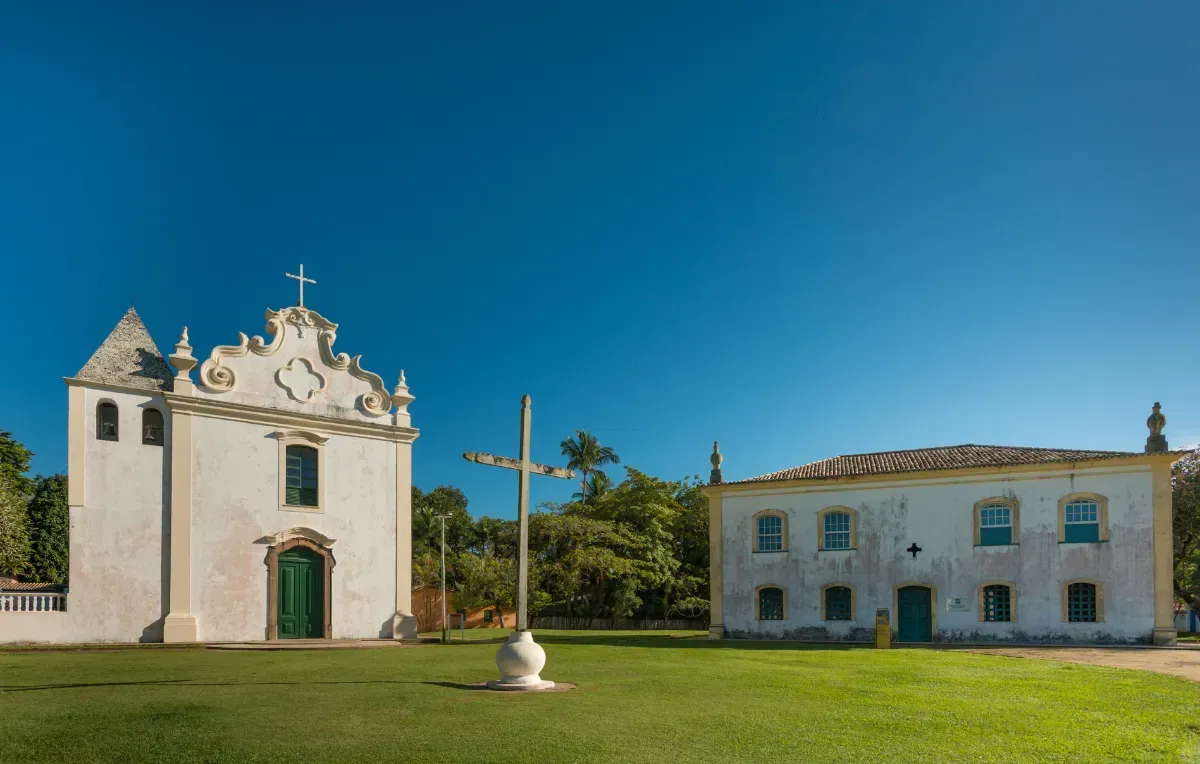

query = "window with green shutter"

[
  {"left": 1064, "top": 500, "right": 1100, "bottom": 543},
  {"left": 285, "top": 445, "right": 319, "bottom": 506},
  {"left": 1067, "top": 583, "right": 1097, "bottom": 622},
  {"left": 825, "top": 586, "right": 852, "bottom": 620},
  {"left": 758, "top": 587, "right": 784, "bottom": 620},
  {"left": 982, "top": 584, "right": 1012, "bottom": 622},
  {"left": 979, "top": 504, "right": 1013, "bottom": 545}
]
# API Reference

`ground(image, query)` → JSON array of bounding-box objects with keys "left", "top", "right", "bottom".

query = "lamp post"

[{"left": 434, "top": 514, "right": 450, "bottom": 643}]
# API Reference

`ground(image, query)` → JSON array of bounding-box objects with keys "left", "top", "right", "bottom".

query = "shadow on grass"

[
  {"left": 435, "top": 632, "right": 873, "bottom": 651},
  {"left": 421, "top": 681, "right": 489, "bottom": 691},
  {"left": 532, "top": 634, "right": 868, "bottom": 651},
  {"left": 0, "top": 679, "right": 432, "bottom": 693}
]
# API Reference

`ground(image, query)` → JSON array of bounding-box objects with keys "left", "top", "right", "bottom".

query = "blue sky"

[{"left": 2, "top": 2, "right": 1198, "bottom": 519}]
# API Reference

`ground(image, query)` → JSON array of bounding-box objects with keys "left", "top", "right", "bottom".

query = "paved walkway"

[{"left": 966, "top": 646, "right": 1200, "bottom": 682}]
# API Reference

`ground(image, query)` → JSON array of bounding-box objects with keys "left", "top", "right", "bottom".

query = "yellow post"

[{"left": 875, "top": 608, "right": 890, "bottom": 649}]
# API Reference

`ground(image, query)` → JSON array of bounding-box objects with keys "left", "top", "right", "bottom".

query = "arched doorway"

[
  {"left": 896, "top": 585, "right": 933, "bottom": 643},
  {"left": 264, "top": 536, "right": 335, "bottom": 640},
  {"left": 278, "top": 546, "right": 323, "bottom": 639}
]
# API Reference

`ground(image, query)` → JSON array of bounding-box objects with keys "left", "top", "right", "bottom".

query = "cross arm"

[{"left": 462, "top": 451, "right": 576, "bottom": 480}]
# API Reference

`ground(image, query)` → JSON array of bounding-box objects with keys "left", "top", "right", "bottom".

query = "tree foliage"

[
  {"left": 455, "top": 551, "right": 515, "bottom": 627},
  {"left": 0, "top": 430, "right": 35, "bottom": 500},
  {"left": 26, "top": 474, "right": 69, "bottom": 584},
  {"left": 0, "top": 477, "right": 31, "bottom": 577},
  {"left": 531, "top": 465, "right": 709, "bottom": 620},
  {"left": 559, "top": 430, "right": 620, "bottom": 505},
  {"left": 412, "top": 485, "right": 475, "bottom": 587},
  {"left": 411, "top": 454, "right": 710, "bottom": 623},
  {"left": 1173, "top": 450, "right": 1200, "bottom": 609}
]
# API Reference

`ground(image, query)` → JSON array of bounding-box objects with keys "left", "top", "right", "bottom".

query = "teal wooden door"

[
  {"left": 897, "top": 586, "right": 932, "bottom": 642},
  {"left": 278, "top": 547, "right": 323, "bottom": 639}
]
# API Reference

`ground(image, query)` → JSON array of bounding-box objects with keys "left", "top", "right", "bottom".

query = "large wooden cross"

[{"left": 463, "top": 395, "right": 575, "bottom": 632}]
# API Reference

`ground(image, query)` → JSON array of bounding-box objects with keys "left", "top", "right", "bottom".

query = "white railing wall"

[{"left": 0, "top": 593, "right": 67, "bottom": 612}]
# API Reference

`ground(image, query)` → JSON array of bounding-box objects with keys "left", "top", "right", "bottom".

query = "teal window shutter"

[
  {"left": 1064, "top": 500, "right": 1100, "bottom": 543},
  {"left": 979, "top": 504, "right": 1013, "bottom": 545},
  {"left": 825, "top": 587, "right": 852, "bottom": 620},
  {"left": 1067, "top": 583, "right": 1097, "bottom": 622},
  {"left": 982, "top": 585, "right": 1012, "bottom": 622},
  {"left": 759, "top": 588, "right": 784, "bottom": 620}
]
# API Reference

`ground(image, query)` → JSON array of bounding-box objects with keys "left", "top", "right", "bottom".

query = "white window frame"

[
  {"left": 823, "top": 512, "right": 851, "bottom": 550},
  {"left": 979, "top": 504, "right": 1012, "bottom": 530},
  {"left": 757, "top": 515, "right": 783, "bottom": 552},
  {"left": 1064, "top": 500, "right": 1099, "bottom": 526}
]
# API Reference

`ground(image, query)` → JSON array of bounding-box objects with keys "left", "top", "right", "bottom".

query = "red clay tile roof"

[
  {"left": 727, "top": 444, "right": 1154, "bottom": 485},
  {"left": 0, "top": 579, "right": 63, "bottom": 592}
]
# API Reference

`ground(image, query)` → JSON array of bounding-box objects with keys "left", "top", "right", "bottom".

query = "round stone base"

[{"left": 485, "top": 678, "right": 557, "bottom": 692}]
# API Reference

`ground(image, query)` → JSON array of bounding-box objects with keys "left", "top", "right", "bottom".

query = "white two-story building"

[{"left": 703, "top": 408, "right": 1181, "bottom": 645}]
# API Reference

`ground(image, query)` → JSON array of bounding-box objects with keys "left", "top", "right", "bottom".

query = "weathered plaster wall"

[
  {"left": 67, "top": 387, "right": 171, "bottom": 642},
  {"left": 190, "top": 416, "right": 398, "bottom": 641},
  {"left": 3, "top": 612, "right": 70, "bottom": 643},
  {"left": 721, "top": 467, "right": 1156, "bottom": 643}
]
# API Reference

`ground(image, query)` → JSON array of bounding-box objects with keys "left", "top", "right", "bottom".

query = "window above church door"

[
  {"left": 286, "top": 446, "right": 319, "bottom": 506},
  {"left": 275, "top": 430, "right": 329, "bottom": 512}
]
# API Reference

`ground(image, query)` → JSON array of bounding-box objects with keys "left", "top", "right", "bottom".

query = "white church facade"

[
  {"left": 703, "top": 409, "right": 1182, "bottom": 646},
  {"left": 8, "top": 301, "right": 418, "bottom": 643}
]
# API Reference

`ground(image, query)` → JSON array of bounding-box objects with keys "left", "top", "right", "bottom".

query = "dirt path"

[{"left": 966, "top": 646, "right": 1200, "bottom": 682}]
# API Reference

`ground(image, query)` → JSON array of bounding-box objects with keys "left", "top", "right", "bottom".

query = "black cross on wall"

[{"left": 906, "top": 543, "right": 922, "bottom": 558}]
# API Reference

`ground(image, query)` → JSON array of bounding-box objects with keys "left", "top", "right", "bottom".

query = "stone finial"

[
  {"left": 169, "top": 326, "right": 198, "bottom": 381},
  {"left": 709, "top": 441, "right": 724, "bottom": 485},
  {"left": 1145, "top": 402, "right": 1168, "bottom": 454},
  {"left": 392, "top": 370, "right": 415, "bottom": 421}
]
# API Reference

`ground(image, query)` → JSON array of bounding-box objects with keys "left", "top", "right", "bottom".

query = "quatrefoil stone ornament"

[{"left": 276, "top": 358, "right": 325, "bottom": 403}]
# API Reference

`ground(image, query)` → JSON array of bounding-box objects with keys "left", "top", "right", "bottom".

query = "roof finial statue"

[
  {"left": 1145, "top": 402, "right": 1168, "bottom": 454},
  {"left": 169, "top": 325, "right": 198, "bottom": 386},
  {"left": 709, "top": 441, "right": 724, "bottom": 485},
  {"left": 391, "top": 369, "right": 415, "bottom": 423}
]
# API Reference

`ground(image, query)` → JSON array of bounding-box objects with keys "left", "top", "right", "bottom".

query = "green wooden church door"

[
  {"left": 897, "top": 586, "right": 932, "bottom": 642},
  {"left": 278, "top": 547, "right": 323, "bottom": 639}
]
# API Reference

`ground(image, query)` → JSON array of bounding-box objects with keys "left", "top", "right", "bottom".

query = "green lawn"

[{"left": 2, "top": 631, "right": 1199, "bottom": 763}]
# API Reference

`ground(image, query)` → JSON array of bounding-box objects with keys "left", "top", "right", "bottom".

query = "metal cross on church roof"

[{"left": 285, "top": 264, "right": 317, "bottom": 307}]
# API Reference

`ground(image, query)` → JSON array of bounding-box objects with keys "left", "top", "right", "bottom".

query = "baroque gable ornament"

[
  {"left": 276, "top": 357, "right": 326, "bottom": 402},
  {"left": 199, "top": 306, "right": 393, "bottom": 416}
]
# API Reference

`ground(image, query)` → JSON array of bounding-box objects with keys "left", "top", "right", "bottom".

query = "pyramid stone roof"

[{"left": 75, "top": 308, "right": 174, "bottom": 392}]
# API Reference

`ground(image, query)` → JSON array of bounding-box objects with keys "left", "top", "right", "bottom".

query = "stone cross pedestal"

[{"left": 463, "top": 395, "right": 575, "bottom": 690}]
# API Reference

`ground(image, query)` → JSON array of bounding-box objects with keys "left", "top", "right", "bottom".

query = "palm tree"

[
  {"left": 560, "top": 429, "right": 620, "bottom": 505},
  {"left": 572, "top": 471, "right": 613, "bottom": 504}
]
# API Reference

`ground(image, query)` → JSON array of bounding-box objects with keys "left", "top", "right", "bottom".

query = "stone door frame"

[{"left": 264, "top": 537, "right": 335, "bottom": 640}]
